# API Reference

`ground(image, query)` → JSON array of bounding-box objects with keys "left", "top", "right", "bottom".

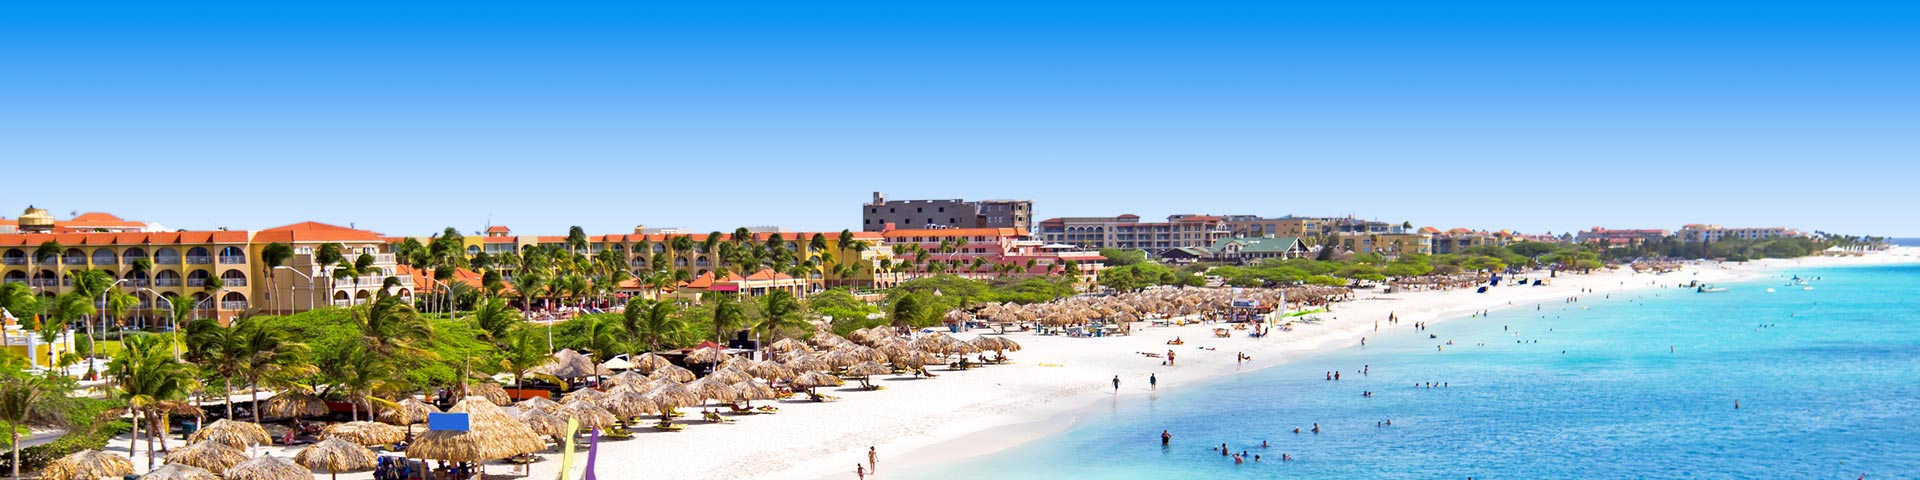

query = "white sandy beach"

[{"left": 95, "top": 250, "right": 1918, "bottom": 479}]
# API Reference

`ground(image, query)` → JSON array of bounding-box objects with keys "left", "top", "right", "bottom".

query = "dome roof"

[{"left": 18, "top": 206, "right": 54, "bottom": 231}]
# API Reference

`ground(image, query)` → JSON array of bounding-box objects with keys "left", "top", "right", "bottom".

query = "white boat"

[
  {"left": 1697, "top": 285, "right": 1728, "bottom": 293},
  {"left": 1803, "top": 286, "right": 1814, "bottom": 291},
  {"left": 1765, "top": 288, "right": 1776, "bottom": 293}
]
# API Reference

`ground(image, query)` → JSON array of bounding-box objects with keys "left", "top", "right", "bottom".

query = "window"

[
  {"left": 916, "top": 207, "right": 923, "bottom": 213},
  {"left": 949, "top": 218, "right": 957, "bottom": 223},
  {"left": 870, "top": 208, "right": 877, "bottom": 213},
  {"left": 938, "top": 207, "right": 945, "bottom": 212}
]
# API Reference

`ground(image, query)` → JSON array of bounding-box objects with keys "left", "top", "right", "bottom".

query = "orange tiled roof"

[
  {"left": 254, "top": 222, "right": 385, "bottom": 243},
  {"left": 486, "top": 226, "right": 510, "bottom": 234},
  {"left": 0, "top": 231, "right": 249, "bottom": 246}
]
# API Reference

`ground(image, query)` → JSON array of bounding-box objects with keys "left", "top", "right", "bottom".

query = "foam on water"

[{"left": 909, "top": 264, "right": 1920, "bottom": 479}]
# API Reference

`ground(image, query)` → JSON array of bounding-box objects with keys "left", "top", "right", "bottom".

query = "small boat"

[
  {"left": 1765, "top": 288, "right": 1776, "bottom": 293},
  {"left": 1802, "top": 286, "right": 1814, "bottom": 291},
  {"left": 1697, "top": 285, "right": 1728, "bottom": 293}
]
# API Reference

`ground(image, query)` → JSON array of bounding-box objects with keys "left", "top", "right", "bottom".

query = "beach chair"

[{"left": 1213, "top": 328, "right": 1231, "bottom": 338}]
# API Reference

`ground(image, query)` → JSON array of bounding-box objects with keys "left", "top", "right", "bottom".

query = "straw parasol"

[
  {"left": 468, "top": 381, "right": 513, "bottom": 406},
  {"left": 140, "top": 463, "right": 219, "bottom": 480},
  {"left": 843, "top": 361, "right": 893, "bottom": 390},
  {"left": 641, "top": 382, "right": 700, "bottom": 426},
  {"left": 783, "top": 354, "right": 830, "bottom": 373},
  {"left": 684, "top": 346, "right": 729, "bottom": 364},
  {"left": 377, "top": 397, "right": 440, "bottom": 426},
  {"left": 706, "top": 366, "right": 754, "bottom": 384},
  {"left": 187, "top": 419, "right": 272, "bottom": 448},
  {"left": 649, "top": 364, "right": 696, "bottom": 382},
  {"left": 730, "top": 381, "right": 779, "bottom": 408},
  {"left": 40, "top": 450, "right": 132, "bottom": 480},
  {"left": 598, "top": 388, "right": 658, "bottom": 420},
  {"left": 534, "top": 349, "right": 603, "bottom": 379},
  {"left": 407, "top": 397, "right": 547, "bottom": 464},
  {"left": 516, "top": 395, "right": 561, "bottom": 413},
  {"left": 224, "top": 455, "right": 308, "bottom": 480},
  {"left": 767, "top": 338, "right": 813, "bottom": 357},
  {"left": 557, "top": 401, "right": 620, "bottom": 431},
  {"left": 260, "top": 388, "right": 328, "bottom": 420},
  {"left": 561, "top": 388, "right": 607, "bottom": 405},
  {"left": 628, "top": 353, "right": 673, "bottom": 374},
  {"left": 683, "top": 377, "right": 738, "bottom": 405},
  {"left": 294, "top": 438, "right": 377, "bottom": 480},
  {"left": 604, "top": 370, "right": 649, "bottom": 388},
  {"left": 163, "top": 441, "right": 249, "bottom": 473},
  {"left": 791, "top": 371, "right": 844, "bottom": 393},
  {"left": 515, "top": 407, "right": 570, "bottom": 442},
  {"left": 745, "top": 360, "right": 795, "bottom": 381},
  {"left": 320, "top": 421, "right": 406, "bottom": 446}
]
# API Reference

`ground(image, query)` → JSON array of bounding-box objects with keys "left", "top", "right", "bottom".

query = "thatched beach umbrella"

[
  {"left": 40, "top": 450, "right": 132, "bottom": 480},
  {"left": 706, "top": 366, "right": 754, "bottom": 384},
  {"left": 649, "top": 364, "right": 696, "bottom": 382},
  {"left": 515, "top": 407, "right": 570, "bottom": 442},
  {"left": 535, "top": 349, "right": 602, "bottom": 379},
  {"left": 224, "top": 455, "right": 308, "bottom": 480},
  {"left": 598, "top": 388, "right": 658, "bottom": 420},
  {"left": 745, "top": 360, "right": 795, "bottom": 381},
  {"left": 516, "top": 395, "right": 561, "bottom": 413},
  {"left": 684, "top": 346, "right": 729, "bottom": 365},
  {"left": 468, "top": 381, "right": 512, "bottom": 406},
  {"left": 605, "top": 370, "right": 649, "bottom": 388},
  {"left": 140, "top": 463, "right": 219, "bottom": 480},
  {"left": 557, "top": 401, "right": 620, "bottom": 431},
  {"left": 321, "top": 421, "right": 407, "bottom": 446},
  {"left": 377, "top": 397, "right": 440, "bottom": 426},
  {"left": 791, "top": 371, "right": 844, "bottom": 394},
  {"left": 599, "top": 356, "right": 634, "bottom": 371},
  {"left": 562, "top": 387, "right": 607, "bottom": 405},
  {"left": 260, "top": 388, "right": 328, "bottom": 420},
  {"left": 407, "top": 397, "right": 547, "bottom": 464},
  {"left": 641, "top": 382, "right": 700, "bottom": 427},
  {"left": 628, "top": 353, "right": 674, "bottom": 374},
  {"left": 767, "top": 338, "right": 813, "bottom": 357},
  {"left": 731, "top": 381, "right": 778, "bottom": 404},
  {"left": 843, "top": 361, "right": 893, "bottom": 390},
  {"left": 683, "top": 376, "right": 739, "bottom": 406},
  {"left": 187, "top": 419, "right": 272, "bottom": 448},
  {"left": 163, "top": 441, "right": 248, "bottom": 473},
  {"left": 782, "top": 354, "right": 830, "bottom": 373},
  {"left": 294, "top": 438, "right": 377, "bottom": 480}
]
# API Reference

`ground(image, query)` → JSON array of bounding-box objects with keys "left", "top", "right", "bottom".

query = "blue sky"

[{"left": 2, "top": 0, "right": 1915, "bottom": 237}]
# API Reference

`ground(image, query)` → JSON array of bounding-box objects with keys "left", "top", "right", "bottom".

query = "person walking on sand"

[
  {"left": 856, "top": 464, "right": 865, "bottom": 480},
  {"left": 868, "top": 446, "right": 877, "bottom": 473},
  {"left": 1113, "top": 375, "right": 1121, "bottom": 393},
  {"left": 1167, "top": 350, "right": 1176, "bottom": 365}
]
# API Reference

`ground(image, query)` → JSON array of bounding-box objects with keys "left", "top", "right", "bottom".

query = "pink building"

[{"left": 878, "top": 226, "right": 1105, "bottom": 278}]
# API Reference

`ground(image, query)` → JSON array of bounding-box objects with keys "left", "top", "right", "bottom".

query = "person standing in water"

[
  {"left": 1112, "top": 375, "right": 1121, "bottom": 393},
  {"left": 868, "top": 446, "right": 877, "bottom": 473},
  {"left": 1149, "top": 373, "right": 1158, "bottom": 390},
  {"left": 1160, "top": 430, "right": 1171, "bottom": 445}
]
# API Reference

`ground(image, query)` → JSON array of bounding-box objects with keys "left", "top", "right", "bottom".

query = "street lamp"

[
  {"left": 273, "top": 266, "right": 315, "bottom": 312},
  {"left": 430, "top": 279, "right": 452, "bottom": 316},
  {"left": 139, "top": 288, "right": 182, "bottom": 358}
]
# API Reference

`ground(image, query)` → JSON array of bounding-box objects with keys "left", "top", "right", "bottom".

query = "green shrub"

[{"left": 0, "top": 398, "right": 131, "bottom": 473}]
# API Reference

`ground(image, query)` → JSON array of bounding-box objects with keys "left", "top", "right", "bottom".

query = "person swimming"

[{"left": 1311, "top": 423, "right": 1320, "bottom": 434}]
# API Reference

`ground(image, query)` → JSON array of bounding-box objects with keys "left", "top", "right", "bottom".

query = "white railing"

[
  {"left": 125, "top": 278, "right": 150, "bottom": 287},
  {"left": 185, "top": 256, "right": 212, "bottom": 264},
  {"left": 224, "top": 278, "right": 248, "bottom": 286},
  {"left": 330, "top": 274, "right": 410, "bottom": 288},
  {"left": 218, "top": 256, "right": 247, "bottom": 264},
  {"left": 187, "top": 279, "right": 207, "bottom": 287},
  {"left": 156, "top": 257, "right": 181, "bottom": 265},
  {"left": 63, "top": 257, "right": 86, "bottom": 265},
  {"left": 333, "top": 299, "right": 354, "bottom": 307},
  {"left": 0, "top": 258, "right": 24, "bottom": 265},
  {"left": 155, "top": 279, "right": 182, "bottom": 287},
  {"left": 2, "top": 279, "right": 24, "bottom": 284},
  {"left": 220, "top": 301, "right": 248, "bottom": 310}
]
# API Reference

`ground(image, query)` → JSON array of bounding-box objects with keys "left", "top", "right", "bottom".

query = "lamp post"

[
  {"left": 273, "top": 266, "right": 315, "bottom": 312},
  {"left": 139, "top": 288, "right": 183, "bottom": 358},
  {"left": 431, "top": 279, "right": 452, "bottom": 317}
]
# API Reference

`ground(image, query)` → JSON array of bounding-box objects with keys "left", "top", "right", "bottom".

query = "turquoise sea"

[{"left": 910, "top": 264, "right": 1920, "bottom": 479}]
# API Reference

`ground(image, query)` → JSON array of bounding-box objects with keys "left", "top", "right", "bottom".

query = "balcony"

[
  {"left": 330, "top": 274, "right": 409, "bottom": 289},
  {"left": 2, "top": 279, "right": 24, "bottom": 284},
  {"left": 62, "top": 257, "right": 86, "bottom": 265},
  {"left": 0, "top": 258, "right": 23, "bottom": 265},
  {"left": 224, "top": 278, "right": 248, "bottom": 287},
  {"left": 220, "top": 301, "right": 249, "bottom": 310},
  {"left": 333, "top": 299, "right": 355, "bottom": 307},
  {"left": 185, "top": 256, "right": 213, "bottom": 265},
  {"left": 218, "top": 256, "right": 247, "bottom": 264},
  {"left": 125, "top": 278, "right": 150, "bottom": 287},
  {"left": 155, "top": 279, "right": 182, "bottom": 287},
  {"left": 156, "top": 257, "right": 182, "bottom": 265}
]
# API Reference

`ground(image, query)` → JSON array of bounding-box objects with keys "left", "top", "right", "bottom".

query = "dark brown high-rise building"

[{"left": 860, "top": 192, "right": 1033, "bottom": 232}]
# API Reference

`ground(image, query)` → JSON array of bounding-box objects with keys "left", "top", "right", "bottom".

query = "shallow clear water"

[{"left": 910, "top": 265, "right": 1920, "bottom": 479}]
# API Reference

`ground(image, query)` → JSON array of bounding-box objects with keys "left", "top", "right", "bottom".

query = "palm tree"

[
  {"left": 231, "top": 318, "right": 313, "bottom": 423},
  {"left": 353, "top": 295, "right": 434, "bottom": 359},
  {"left": 332, "top": 348, "right": 393, "bottom": 422},
  {"left": 576, "top": 315, "right": 624, "bottom": 362},
  {"left": 629, "top": 299, "right": 682, "bottom": 353},
  {"left": 105, "top": 333, "right": 193, "bottom": 468},
  {"left": 711, "top": 294, "right": 746, "bottom": 343},
  {"left": 44, "top": 293, "right": 95, "bottom": 377},
  {"left": 500, "top": 328, "right": 548, "bottom": 393},
  {"left": 105, "top": 290, "right": 136, "bottom": 331},
  {"left": 754, "top": 290, "right": 804, "bottom": 352},
  {"left": 314, "top": 243, "right": 344, "bottom": 305},
  {"left": 66, "top": 269, "right": 113, "bottom": 378},
  {"left": 260, "top": 243, "right": 293, "bottom": 314},
  {"left": 31, "top": 241, "right": 62, "bottom": 293},
  {"left": 468, "top": 296, "right": 521, "bottom": 344},
  {"left": 0, "top": 372, "right": 78, "bottom": 478},
  {"left": 512, "top": 272, "right": 544, "bottom": 313},
  {"left": 183, "top": 320, "right": 241, "bottom": 417},
  {"left": 0, "top": 284, "right": 37, "bottom": 354}
]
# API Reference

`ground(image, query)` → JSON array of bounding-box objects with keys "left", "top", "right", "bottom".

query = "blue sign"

[
  {"left": 428, "top": 413, "right": 470, "bottom": 432},
  {"left": 1231, "top": 299, "right": 1259, "bottom": 308}
]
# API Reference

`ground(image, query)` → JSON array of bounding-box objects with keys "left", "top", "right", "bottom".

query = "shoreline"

[{"left": 788, "top": 250, "right": 1917, "bottom": 480}]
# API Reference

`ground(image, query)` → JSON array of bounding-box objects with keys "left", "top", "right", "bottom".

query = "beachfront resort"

[{"left": 0, "top": 202, "right": 1889, "bottom": 480}]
